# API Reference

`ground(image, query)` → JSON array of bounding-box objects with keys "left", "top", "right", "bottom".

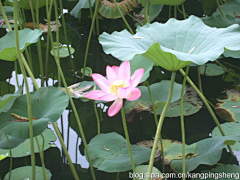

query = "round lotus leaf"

[
  {"left": 50, "top": 46, "right": 75, "bottom": 58},
  {"left": 170, "top": 135, "right": 240, "bottom": 173},
  {"left": 164, "top": 86, "right": 203, "bottom": 117},
  {"left": 135, "top": 165, "right": 162, "bottom": 180},
  {"left": 193, "top": 165, "right": 240, "bottom": 180},
  {"left": 199, "top": 63, "right": 225, "bottom": 76},
  {"left": 215, "top": 89, "right": 240, "bottom": 122},
  {"left": 0, "top": 153, "right": 8, "bottom": 161},
  {"left": 0, "top": 28, "right": 43, "bottom": 61},
  {"left": 4, "top": 166, "right": 51, "bottom": 180},
  {"left": 98, "top": 0, "right": 139, "bottom": 19},
  {"left": 0, "top": 129, "right": 56, "bottom": 157},
  {"left": 86, "top": 132, "right": 152, "bottom": 172},
  {"left": 99, "top": 15, "right": 240, "bottom": 71},
  {"left": 151, "top": 0, "right": 185, "bottom": 5},
  {"left": 0, "top": 86, "right": 69, "bottom": 139},
  {"left": 0, "top": 129, "right": 25, "bottom": 149},
  {"left": 212, "top": 122, "right": 240, "bottom": 151}
]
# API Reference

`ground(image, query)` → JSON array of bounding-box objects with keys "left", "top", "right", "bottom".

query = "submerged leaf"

[
  {"left": 215, "top": 89, "right": 240, "bottom": 122},
  {"left": 199, "top": 63, "right": 225, "bottom": 76},
  {"left": 99, "top": 15, "right": 240, "bottom": 71},
  {"left": 86, "top": 132, "right": 152, "bottom": 172}
]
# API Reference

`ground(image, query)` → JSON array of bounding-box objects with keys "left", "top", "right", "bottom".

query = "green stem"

[
  {"left": 146, "top": 81, "right": 165, "bottom": 173},
  {"left": 49, "top": 25, "right": 96, "bottom": 180},
  {"left": 93, "top": 101, "right": 101, "bottom": 134},
  {"left": 179, "top": 69, "right": 233, "bottom": 154},
  {"left": 197, "top": 66, "right": 203, "bottom": 93},
  {"left": 14, "top": 1, "right": 36, "bottom": 179},
  {"left": 144, "top": 0, "right": 150, "bottom": 24},
  {"left": 181, "top": 4, "right": 188, "bottom": 19},
  {"left": 147, "top": 72, "right": 176, "bottom": 180},
  {"left": 216, "top": 0, "right": 226, "bottom": 18},
  {"left": 82, "top": 0, "right": 100, "bottom": 78},
  {"left": 59, "top": 0, "right": 76, "bottom": 75},
  {"left": 35, "top": 136, "right": 47, "bottom": 180},
  {"left": 88, "top": 0, "right": 95, "bottom": 35},
  {"left": 180, "top": 66, "right": 189, "bottom": 179},
  {"left": 53, "top": 123, "right": 80, "bottom": 180},
  {"left": 127, "top": 14, "right": 144, "bottom": 26},
  {"left": 174, "top": 5, "right": 177, "bottom": 19},
  {"left": 169, "top": 5, "right": 172, "bottom": 19},
  {"left": 4, "top": 133, "right": 12, "bottom": 180},
  {"left": 112, "top": 0, "right": 134, "bottom": 34},
  {"left": 14, "top": 61, "right": 20, "bottom": 88},
  {"left": 120, "top": 107, "right": 136, "bottom": 179},
  {"left": 0, "top": 2, "right": 12, "bottom": 31}
]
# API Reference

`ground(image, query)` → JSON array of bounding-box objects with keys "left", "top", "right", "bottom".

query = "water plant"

[{"left": 0, "top": 0, "right": 240, "bottom": 180}]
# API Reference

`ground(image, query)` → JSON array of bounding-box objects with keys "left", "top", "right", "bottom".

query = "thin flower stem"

[
  {"left": 180, "top": 66, "right": 189, "bottom": 179},
  {"left": 127, "top": 14, "right": 144, "bottom": 26},
  {"left": 4, "top": 133, "right": 12, "bottom": 180},
  {"left": 120, "top": 107, "right": 136, "bottom": 179},
  {"left": 52, "top": 123, "right": 80, "bottom": 180},
  {"left": 174, "top": 5, "right": 177, "bottom": 19},
  {"left": 112, "top": 0, "right": 134, "bottom": 34},
  {"left": 144, "top": 0, "right": 150, "bottom": 24},
  {"left": 197, "top": 66, "right": 203, "bottom": 93},
  {"left": 169, "top": 5, "right": 172, "bottom": 19},
  {"left": 35, "top": 136, "right": 47, "bottom": 180},
  {"left": 93, "top": 101, "right": 101, "bottom": 134},
  {"left": 216, "top": 0, "right": 226, "bottom": 18},
  {"left": 146, "top": 81, "right": 165, "bottom": 173},
  {"left": 14, "top": 61, "right": 20, "bottom": 88},
  {"left": 13, "top": 1, "right": 36, "bottom": 179},
  {"left": 147, "top": 72, "right": 176, "bottom": 180},
  {"left": 179, "top": 69, "right": 233, "bottom": 154},
  {"left": 82, "top": 0, "right": 100, "bottom": 78},
  {"left": 181, "top": 4, "right": 188, "bottom": 19}
]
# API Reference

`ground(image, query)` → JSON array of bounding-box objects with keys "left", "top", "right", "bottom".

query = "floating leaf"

[
  {"left": 4, "top": 166, "right": 52, "bottom": 180},
  {"left": 0, "top": 86, "right": 22, "bottom": 113},
  {"left": 99, "top": 15, "right": 240, "bottom": 71},
  {"left": 0, "top": 153, "right": 8, "bottom": 161},
  {"left": 81, "top": 67, "right": 93, "bottom": 77},
  {"left": 199, "top": 63, "right": 225, "bottom": 76},
  {"left": 170, "top": 135, "right": 240, "bottom": 173},
  {"left": 124, "top": 80, "right": 183, "bottom": 122},
  {"left": 50, "top": 46, "right": 75, "bottom": 58},
  {"left": 215, "top": 89, "right": 240, "bottom": 122},
  {"left": 0, "top": 129, "right": 56, "bottom": 157},
  {"left": 212, "top": 122, "right": 240, "bottom": 151},
  {"left": 135, "top": 165, "right": 162, "bottom": 180},
  {"left": 86, "top": 132, "right": 152, "bottom": 172},
  {"left": 0, "top": 87, "right": 69, "bottom": 139},
  {"left": 70, "top": 0, "right": 95, "bottom": 18},
  {"left": 163, "top": 86, "right": 203, "bottom": 117},
  {"left": 98, "top": 0, "right": 139, "bottom": 19},
  {"left": 193, "top": 165, "right": 240, "bottom": 180},
  {"left": 0, "top": 28, "right": 43, "bottom": 61}
]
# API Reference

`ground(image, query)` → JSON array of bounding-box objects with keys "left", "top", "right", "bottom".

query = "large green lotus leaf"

[
  {"left": 163, "top": 86, "right": 203, "bottom": 117},
  {"left": 70, "top": 0, "right": 95, "bottom": 18},
  {"left": 212, "top": 122, "right": 240, "bottom": 151},
  {"left": 99, "top": 15, "right": 240, "bottom": 71},
  {"left": 150, "top": 0, "right": 185, "bottom": 5},
  {"left": 124, "top": 80, "right": 183, "bottom": 122},
  {"left": 98, "top": 0, "right": 139, "bottom": 19},
  {"left": 0, "top": 153, "right": 8, "bottom": 161},
  {"left": 130, "top": 55, "right": 154, "bottom": 83},
  {"left": 0, "top": 28, "right": 43, "bottom": 61},
  {"left": 135, "top": 165, "right": 162, "bottom": 180},
  {"left": 0, "top": 86, "right": 22, "bottom": 113},
  {"left": 170, "top": 135, "right": 240, "bottom": 173},
  {"left": 215, "top": 89, "right": 240, "bottom": 122},
  {"left": 202, "top": 14, "right": 237, "bottom": 28},
  {"left": 5, "top": 0, "right": 49, "bottom": 10},
  {"left": 86, "top": 132, "right": 152, "bottom": 172},
  {"left": 199, "top": 63, "right": 225, "bottom": 76},
  {"left": 0, "top": 129, "right": 25, "bottom": 149},
  {"left": 192, "top": 165, "right": 240, "bottom": 180},
  {"left": 0, "top": 87, "right": 69, "bottom": 139},
  {"left": 4, "top": 166, "right": 51, "bottom": 180},
  {"left": 0, "top": 129, "right": 56, "bottom": 157}
]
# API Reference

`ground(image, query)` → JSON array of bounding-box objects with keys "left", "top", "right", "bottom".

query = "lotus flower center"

[{"left": 110, "top": 80, "right": 126, "bottom": 96}]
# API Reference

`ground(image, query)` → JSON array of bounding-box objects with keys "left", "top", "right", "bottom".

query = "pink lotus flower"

[{"left": 85, "top": 61, "right": 144, "bottom": 117}]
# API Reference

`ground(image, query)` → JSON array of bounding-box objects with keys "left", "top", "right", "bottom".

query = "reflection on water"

[{"left": 9, "top": 71, "right": 89, "bottom": 168}]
